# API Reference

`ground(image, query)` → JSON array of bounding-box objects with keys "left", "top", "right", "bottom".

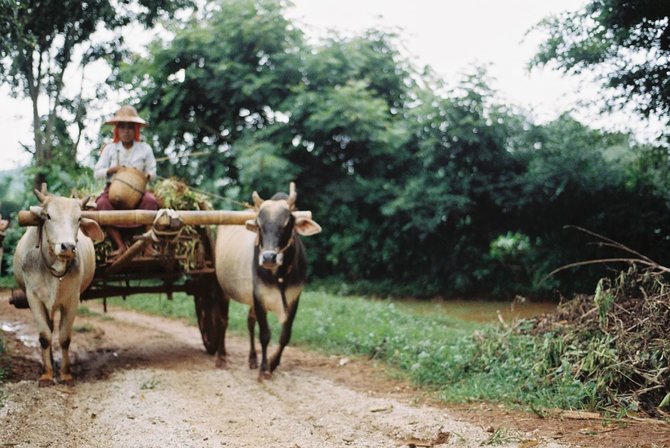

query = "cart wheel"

[{"left": 194, "top": 283, "right": 222, "bottom": 355}]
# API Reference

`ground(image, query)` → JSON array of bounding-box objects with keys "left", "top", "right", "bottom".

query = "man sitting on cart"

[{"left": 93, "top": 105, "right": 159, "bottom": 259}]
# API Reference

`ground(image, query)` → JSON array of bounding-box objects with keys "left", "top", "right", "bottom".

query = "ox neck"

[{"left": 276, "top": 245, "right": 297, "bottom": 283}]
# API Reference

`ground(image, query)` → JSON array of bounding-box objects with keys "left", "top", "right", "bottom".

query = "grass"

[
  {"left": 105, "top": 293, "right": 199, "bottom": 325},
  {"left": 140, "top": 377, "right": 161, "bottom": 390},
  {"left": 73, "top": 323, "right": 95, "bottom": 333},
  {"left": 0, "top": 276, "right": 16, "bottom": 288},
  {"left": 101, "top": 288, "right": 595, "bottom": 413}
]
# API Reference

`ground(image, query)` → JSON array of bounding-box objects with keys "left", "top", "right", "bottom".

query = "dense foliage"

[{"left": 2, "top": 0, "right": 669, "bottom": 298}]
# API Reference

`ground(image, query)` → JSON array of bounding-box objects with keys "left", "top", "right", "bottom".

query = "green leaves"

[
  {"left": 235, "top": 133, "right": 300, "bottom": 194},
  {"left": 532, "top": 1, "right": 670, "bottom": 120},
  {"left": 119, "top": 0, "right": 304, "bottom": 185}
]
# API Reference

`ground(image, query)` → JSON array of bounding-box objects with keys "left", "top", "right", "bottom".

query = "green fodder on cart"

[
  {"left": 154, "top": 178, "right": 214, "bottom": 272},
  {"left": 93, "top": 178, "right": 215, "bottom": 271}
]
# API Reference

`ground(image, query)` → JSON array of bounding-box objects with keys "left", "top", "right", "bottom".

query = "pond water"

[{"left": 392, "top": 298, "right": 557, "bottom": 323}]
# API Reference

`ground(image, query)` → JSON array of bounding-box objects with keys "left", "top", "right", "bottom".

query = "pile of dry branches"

[{"left": 529, "top": 229, "right": 670, "bottom": 416}]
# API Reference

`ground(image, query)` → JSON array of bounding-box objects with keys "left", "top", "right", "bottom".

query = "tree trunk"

[{"left": 30, "top": 80, "right": 46, "bottom": 191}]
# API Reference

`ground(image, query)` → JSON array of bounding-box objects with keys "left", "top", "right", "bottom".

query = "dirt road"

[{"left": 0, "top": 292, "right": 667, "bottom": 447}]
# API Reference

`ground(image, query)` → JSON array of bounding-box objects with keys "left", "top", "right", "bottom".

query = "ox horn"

[
  {"left": 33, "top": 183, "right": 48, "bottom": 204},
  {"left": 287, "top": 182, "right": 297, "bottom": 210},
  {"left": 80, "top": 196, "right": 92, "bottom": 210},
  {"left": 252, "top": 191, "right": 264, "bottom": 209}
]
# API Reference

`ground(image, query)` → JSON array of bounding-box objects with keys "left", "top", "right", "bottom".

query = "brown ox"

[
  {"left": 215, "top": 183, "right": 321, "bottom": 379},
  {"left": 13, "top": 190, "right": 103, "bottom": 386}
]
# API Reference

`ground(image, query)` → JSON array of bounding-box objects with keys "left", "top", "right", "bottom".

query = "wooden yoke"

[{"left": 18, "top": 209, "right": 313, "bottom": 227}]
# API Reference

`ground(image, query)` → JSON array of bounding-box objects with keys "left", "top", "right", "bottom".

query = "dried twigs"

[{"left": 531, "top": 227, "right": 670, "bottom": 417}]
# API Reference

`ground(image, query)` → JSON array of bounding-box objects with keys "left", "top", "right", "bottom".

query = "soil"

[{"left": 0, "top": 290, "right": 668, "bottom": 448}]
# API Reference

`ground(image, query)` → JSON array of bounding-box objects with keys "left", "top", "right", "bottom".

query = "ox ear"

[
  {"left": 245, "top": 219, "right": 258, "bottom": 233},
  {"left": 294, "top": 217, "right": 322, "bottom": 236},
  {"left": 29, "top": 206, "right": 45, "bottom": 219},
  {"left": 80, "top": 218, "right": 105, "bottom": 242}
]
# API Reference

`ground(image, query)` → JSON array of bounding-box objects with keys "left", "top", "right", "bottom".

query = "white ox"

[{"left": 13, "top": 190, "right": 103, "bottom": 386}]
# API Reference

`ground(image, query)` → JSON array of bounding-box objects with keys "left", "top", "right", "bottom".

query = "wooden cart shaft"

[{"left": 18, "top": 209, "right": 312, "bottom": 227}]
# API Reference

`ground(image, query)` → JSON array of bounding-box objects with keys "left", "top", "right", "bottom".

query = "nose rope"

[
  {"left": 278, "top": 234, "right": 294, "bottom": 255},
  {"left": 255, "top": 226, "right": 294, "bottom": 255},
  {"left": 253, "top": 224, "right": 297, "bottom": 316}
]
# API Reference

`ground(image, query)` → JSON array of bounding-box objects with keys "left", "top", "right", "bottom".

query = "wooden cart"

[{"left": 12, "top": 208, "right": 311, "bottom": 355}]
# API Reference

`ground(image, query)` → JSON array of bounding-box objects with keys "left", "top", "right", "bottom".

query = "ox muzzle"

[
  {"left": 54, "top": 241, "right": 77, "bottom": 259},
  {"left": 259, "top": 250, "right": 284, "bottom": 270}
]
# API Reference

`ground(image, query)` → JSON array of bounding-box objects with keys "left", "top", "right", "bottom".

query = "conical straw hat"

[{"left": 105, "top": 105, "right": 148, "bottom": 126}]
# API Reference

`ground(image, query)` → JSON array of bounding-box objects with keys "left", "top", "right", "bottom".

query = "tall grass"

[{"left": 104, "top": 289, "right": 594, "bottom": 411}]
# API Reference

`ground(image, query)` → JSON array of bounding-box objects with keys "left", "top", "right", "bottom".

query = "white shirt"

[{"left": 94, "top": 141, "right": 157, "bottom": 182}]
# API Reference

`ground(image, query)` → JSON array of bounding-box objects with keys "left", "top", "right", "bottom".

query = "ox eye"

[{"left": 46, "top": 213, "right": 51, "bottom": 220}]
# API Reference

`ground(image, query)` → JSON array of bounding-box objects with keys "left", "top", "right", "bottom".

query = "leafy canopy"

[{"left": 532, "top": 0, "right": 670, "bottom": 119}]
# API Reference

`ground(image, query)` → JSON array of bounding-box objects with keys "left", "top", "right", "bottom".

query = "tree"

[
  {"left": 0, "top": 0, "right": 192, "bottom": 190},
  {"left": 116, "top": 0, "right": 305, "bottom": 192},
  {"left": 376, "top": 70, "right": 528, "bottom": 293},
  {"left": 532, "top": 0, "right": 670, "bottom": 121}
]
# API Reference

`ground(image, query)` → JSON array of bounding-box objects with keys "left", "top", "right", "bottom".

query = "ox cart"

[{"left": 11, "top": 205, "right": 312, "bottom": 356}]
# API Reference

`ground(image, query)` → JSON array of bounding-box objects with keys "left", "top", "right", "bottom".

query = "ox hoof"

[
  {"left": 60, "top": 375, "right": 75, "bottom": 386},
  {"left": 215, "top": 356, "right": 227, "bottom": 368},
  {"left": 269, "top": 358, "right": 281, "bottom": 372},
  {"left": 257, "top": 370, "right": 272, "bottom": 382},
  {"left": 38, "top": 378, "right": 55, "bottom": 387},
  {"left": 248, "top": 358, "right": 258, "bottom": 370}
]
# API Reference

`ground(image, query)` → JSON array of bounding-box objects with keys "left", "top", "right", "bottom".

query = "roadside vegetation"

[
  {"left": 1, "top": 267, "right": 667, "bottom": 418},
  {"left": 96, "top": 281, "right": 667, "bottom": 418},
  {"left": 0, "top": 277, "right": 15, "bottom": 289}
]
